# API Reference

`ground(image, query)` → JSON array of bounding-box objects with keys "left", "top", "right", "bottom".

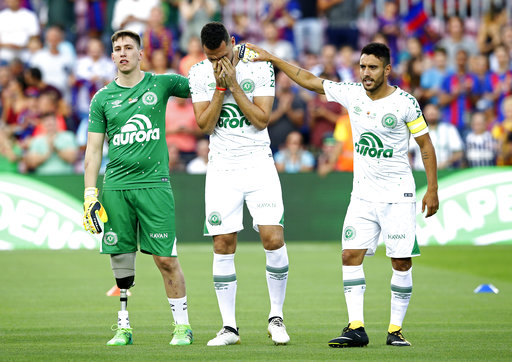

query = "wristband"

[{"left": 216, "top": 86, "right": 227, "bottom": 92}]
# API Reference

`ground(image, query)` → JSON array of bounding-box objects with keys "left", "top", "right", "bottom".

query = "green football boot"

[
  {"left": 170, "top": 323, "right": 193, "bottom": 346},
  {"left": 106, "top": 326, "right": 133, "bottom": 346}
]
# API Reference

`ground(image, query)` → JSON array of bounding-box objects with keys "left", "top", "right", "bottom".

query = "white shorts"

[
  {"left": 204, "top": 157, "right": 284, "bottom": 236},
  {"left": 342, "top": 197, "right": 420, "bottom": 258}
]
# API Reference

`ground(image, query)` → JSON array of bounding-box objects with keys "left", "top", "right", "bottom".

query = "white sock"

[
  {"left": 342, "top": 265, "right": 366, "bottom": 324},
  {"left": 390, "top": 267, "right": 413, "bottom": 328},
  {"left": 118, "top": 310, "right": 130, "bottom": 328},
  {"left": 213, "top": 253, "right": 237, "bottom": 329},
  {"left": 168, "top": 296, "right": 189, "bottom": 325},
  {"left": 265, "top": 244, "right": 289, "bottom": 320}
]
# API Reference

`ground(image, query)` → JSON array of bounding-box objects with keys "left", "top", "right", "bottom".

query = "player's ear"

[
  {"left": 231, "top": 36, "right": 236, "bottom": 47},
  {"left": 384, "top": 63, "right": 392, "bottom": 77}
]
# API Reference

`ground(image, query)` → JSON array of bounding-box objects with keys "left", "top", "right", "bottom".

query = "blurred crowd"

[{"left": 1, "top": 0, "right": 512, "bottom": 177}]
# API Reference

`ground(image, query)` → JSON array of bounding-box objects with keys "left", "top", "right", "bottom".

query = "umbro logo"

[{"left": 112, "top": 100, "right": 123, "bottom": 108}]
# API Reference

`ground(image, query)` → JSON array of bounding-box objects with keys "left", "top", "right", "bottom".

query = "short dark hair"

[
  {"left": 361, "top": 42, "right": 391, "bottom": 67},
  {"left": 200, "top": 22, "right": 230, "bottom": 50},
  {"left": 111, "top": 30, "right": 141, "bottom": 49}
]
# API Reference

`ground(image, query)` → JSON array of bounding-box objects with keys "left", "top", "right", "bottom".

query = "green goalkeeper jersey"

[{"left": 88, "top": 72, "right": 190, "bottom": 190}]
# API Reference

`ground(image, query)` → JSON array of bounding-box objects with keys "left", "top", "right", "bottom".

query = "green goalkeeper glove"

[{"left": 83, "top": 187, "right": 108, "bottom": 234}]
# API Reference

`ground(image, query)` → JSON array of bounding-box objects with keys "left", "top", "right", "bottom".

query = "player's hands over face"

[
  {"left": 218, "top": 57, "right": 237, "bottom": 89},
  {"left": 422, "top": 188, "right": 439, "bottom": 218},
  {"left": 212, "top": 60, "right": 228, "bottom": 89}
]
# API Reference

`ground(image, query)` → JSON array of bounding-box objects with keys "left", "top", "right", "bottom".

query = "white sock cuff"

[
  {"left": 391, "top": 267, "right": 412, "bottom": 287},
  {"left": 264, "top": 244, "right": 288, "bottom": 268},
  {"left": 342, "top": 264, "right": 365, "bottom": 281},
  {"left": 168, "top": 296, "right": 187, "bottom": 305},
  {"left": 213, "top": 253, "right": 236, "bottom": 276}
]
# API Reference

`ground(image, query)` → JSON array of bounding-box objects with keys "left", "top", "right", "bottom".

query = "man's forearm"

[{"left": 230, "top": 86, "right": 269, "bottom": 130}]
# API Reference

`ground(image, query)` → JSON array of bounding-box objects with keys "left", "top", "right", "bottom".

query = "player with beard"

[{"left": 248, "top": 42, "right": 439, "bottom": 348}]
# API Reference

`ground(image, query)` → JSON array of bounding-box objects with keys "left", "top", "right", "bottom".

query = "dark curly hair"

[{"left": 200, "top": 22, "right": 230, "bottom": 50}]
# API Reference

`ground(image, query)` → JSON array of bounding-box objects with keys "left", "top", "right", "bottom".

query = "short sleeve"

[
  {"left": 189, "top": 62, "right": 211, "bottom": 103},
  {"left": 253, "top": 61, "right": 275, "bottom": 97},
  {"left": 404, "top": 94, "right": 429, "bottom": 138},
  {"left": 323, "top": 80, "right": 352, "bottom": 108},
  {"left": 88, "top": 89, "right": 106, "bottom": 133},
  {"left": 165, "top": 73, "right": 190, "bottom": 98}
]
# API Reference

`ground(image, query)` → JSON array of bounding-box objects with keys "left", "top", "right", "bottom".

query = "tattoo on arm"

[{"left": 421, "top": 151, "right": 430, "bottom": 160}]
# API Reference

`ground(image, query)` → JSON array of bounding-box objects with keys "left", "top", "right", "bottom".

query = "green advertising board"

[
  {"left": 0, "top": 173, "right": 101, "bottom": 250},
  {"left": 415, "top": 167, "right": 512, "bottom": 245}
]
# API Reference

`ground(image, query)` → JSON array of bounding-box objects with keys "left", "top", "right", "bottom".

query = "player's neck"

[
  {"left": 115, "top": 70, "right": 145, "bottom": 88},
  {"left": 366, "top": 84, "right": 395, "bottom": 101}
]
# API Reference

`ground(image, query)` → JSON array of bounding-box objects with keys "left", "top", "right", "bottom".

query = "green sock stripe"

[
  {"left": 266, "top": 265, "right": 289, "bottom": 273},
  {"left": 213, "top": 274, "right": 236, "bottom": 283},
  {"left": 343, "top": 278, "right": 366, "bottom": 287},
  {"left": 391, "top": 284, "right": 412, "bottom": 293}
]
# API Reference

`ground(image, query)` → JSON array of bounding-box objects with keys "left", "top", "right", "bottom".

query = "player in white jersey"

[
  {"left": 189, "top": 22, "right": 290, "bottom": 346},
  {"left": 249, "top": 42, "right": 439, "bottom": 348}
]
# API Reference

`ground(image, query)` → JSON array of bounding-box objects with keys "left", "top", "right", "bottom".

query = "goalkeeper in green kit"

[{"left": 83, "top": 29, "right": 193, "bottom": 346}]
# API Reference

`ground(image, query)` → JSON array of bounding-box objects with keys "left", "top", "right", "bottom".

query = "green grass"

[{"left": 1, "top": 242, "right": 511, "bottom": 361}]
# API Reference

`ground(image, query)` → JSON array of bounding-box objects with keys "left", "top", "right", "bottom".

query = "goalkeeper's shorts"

[{"left": 100, "top": 187, "right": 178, "bottom": 257}]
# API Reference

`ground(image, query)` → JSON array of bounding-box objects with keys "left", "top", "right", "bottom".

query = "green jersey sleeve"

[
  {"left": 161, "top": 73, "right": 190, "bottom": 99},
  {"left": 88, "top": 87, "right": 107, "bottom": 133}
]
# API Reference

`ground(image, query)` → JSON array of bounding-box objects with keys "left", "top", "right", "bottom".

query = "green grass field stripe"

[
  {"left": 391, "top": 284, "right": 413, "bottom": 293},
  {"left": 343, "top": 278, "right": 366, "bottom": 287},
  {"left": 213, "top": 274, "right": 236, "bottom": 282},
  {"left": 266, "top": 265, "right": 289, "bottom": 273}
]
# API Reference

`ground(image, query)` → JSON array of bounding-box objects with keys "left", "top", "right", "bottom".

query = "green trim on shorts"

[
  {"left": 266, "top": 265, "right": 289, "bottom": 273},
  {"left": 204, "top": 220, "right": 209, "bottom": 235},
  {"left": 279, "top": 212, "right": 285, "bottom": 227},
  {"left": 343, "top": 278, "right": 366, "bottom": 287},
  {"left": 411, "top": 237, "right": 421, "bottom": 256},
  {"left": 213, "top": 274, "right": 237, "bottom": 282}
]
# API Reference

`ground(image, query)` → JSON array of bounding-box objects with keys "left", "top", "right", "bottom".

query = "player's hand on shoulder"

[{"left": 245, "top": 43, "right": 270, "bottom": 62}]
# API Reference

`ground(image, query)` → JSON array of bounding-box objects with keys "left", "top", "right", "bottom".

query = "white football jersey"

[
  {"left": 189, "top": 59, "right": 275, "bottom": 164},
  {"left": 323, "top": 81, "right": 429, "bottom": 203}
]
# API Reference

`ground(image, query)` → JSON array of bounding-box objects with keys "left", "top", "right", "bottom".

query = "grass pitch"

[{"left": 1, "top": 242, "right": 511, "bottom": 361}]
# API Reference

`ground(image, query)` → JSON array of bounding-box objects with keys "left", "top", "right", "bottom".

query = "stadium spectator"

[
  {"left": 317, "top": 0, "right": 370, "bottom": 49},
  {"left": 476, "top": 3, "right": 508, "bottom": 56},
  {"left": 189, "top": 22, "right": 290, "bottom": 346},
  {"left": 46, "top": 0, "right": 76, "bottom": 43},
  {"left": 248, "top": 40, "right": 439, "bottom": 348},
  {"left": 186, "top": 138, "right": 209, "bottom": 174},
  {"left": 492, "top": 95, "right": 512, "bottom": 166},
  {"left": 377, "top": 0, "right": 400, "bottom": 60},
  {"left": 419, "top": 47, "right": 449, "bottom": 106},
  {"left": 165, "top": 97, "right": 202, "bottom": 164},
  {"left": 464, "top": 112, "right": 498, "bottom": 167},
  {"left": 178, "top": 0, "right": 219, "bottom": 54},
  {"left": 111, "top": 0, "right": 160, "bottom": 35},
  {"left": 274, "top": 130, "right": 314, "bottom": 173},
  {"left": 29, "top": 26, "right": 76, "bottom": 102},
  {"left": 149, "top": 48, "right": 174, "bottom": 74},
  {"left": 337, "top": 45, "right": 357, "bottom": 83},
  {"left": 293, "top": 0, "right": 322, "bottom": 55},
  {"left": 261, "top": 0, "right": 301, "bottom": 45},
  {"left": 483, "top": 44, "right": 512, "bottom": 123},
  {"left": 142, "top": 5, "right": 175, "bottom": 70},
  {"left": 0, "top": 0, "right": 40, "bottom": 65},
  {"left": 258, "top": 21, "right": 295, "bottom": 62},
  {"left": 409, "top": 103, "right": 463, "bottom": 170},
  {"left": 437, "top": 16, "right": 478, "bottom": 71},
  {"left": 0, "top": 125, "right": 21, "bottom": 172},
  {"left": 491, "top": 23, "right": 512, "bottom": 71},
  {"left": 438, "top": 49, "right": 481, "bottom": 134},
  {"left": 221, "top": 0, "right": 267, "bottom": 44},
  {"left": 72, "top": 37, "right": 116, "bottom": 123},
  {"left": 178, "top": 36, "right": 205, "bottom": 76},
  {"left": 168, "top": 142, "right": 187, "bottom": 172},
  {"left": 310, "top": 44, "right": 344, "bottom": 82},
  {"left": 230, "top": 13, "right": 257, "bottom": 44},
  {"left": 308, "top": 73, "right": 342, "bottom": 151},
  {"left": 23, "top": 35, "right": 43, "bottom": 66},
  {"left": 317, "top": 110, "right": 353, "bottom": 176},
  {"left": 1, "top": 75, "right": 28, "bottom": 128},
  {"left": 268, "top": 70, "right": 306, "bottom": 152},
  {"left": 23, "top": 112, "right": 78, "bottom": 175}
]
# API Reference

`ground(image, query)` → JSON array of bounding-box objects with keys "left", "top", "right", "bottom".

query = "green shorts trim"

[{"left": 100, "top": 188, "right": 178, "bottom": 257}]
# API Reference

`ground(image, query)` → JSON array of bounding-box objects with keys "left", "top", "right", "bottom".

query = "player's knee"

[
  {"left": 111, "top": 252, "right": 136, "bottom": 283},
  {"left": 391, "top": 257, "right": 412, "bottom": 271},
  {"left": 342, "top": 249, "right": 365, "bottom": 266},
  {"left": 154, "top": 255, "right": 180, "bottom": 273},
  {"left": 116, "top": 275, "right": 135, "bottom": 289}
]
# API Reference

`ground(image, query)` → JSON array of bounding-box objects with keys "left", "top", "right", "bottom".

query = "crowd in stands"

[{"left": 1, "top": 0, "right": 512, "bottom": 177}]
